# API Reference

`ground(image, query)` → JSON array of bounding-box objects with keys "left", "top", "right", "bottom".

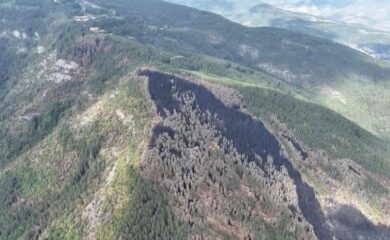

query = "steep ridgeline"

[
  {"left": 140, "top": 70, "right": 390, "bottom": 240},
  {"left": 91, "top": 0, "right": 390, "bottom": 85},
  {"left": 88, "top": 0, "right": 390, "bottom": 139}
]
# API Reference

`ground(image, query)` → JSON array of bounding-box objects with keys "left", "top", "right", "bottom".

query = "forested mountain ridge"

[
  {"left": 165, "top": 0, "right": 390, "bottom": 61},
  {"left": 88, "top": 0, "right": 390, "bottom": 140},
  {"left": 0, "top": 0, "right": 389, "bottom": 239},
  {"left": 162, "top": 0, "right": 390, "bottom": 139}
]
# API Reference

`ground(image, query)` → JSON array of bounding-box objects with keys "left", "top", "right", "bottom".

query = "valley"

[{"left": 166, "top": 0, "right": 390, "bottom": 61}]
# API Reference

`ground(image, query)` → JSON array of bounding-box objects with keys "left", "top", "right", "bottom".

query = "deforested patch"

[
  {"left": 37, "top": 52, "right": 83, "bottom": 83},
  {"left": 140, "top": 69, "right": 320, "bottom": 239},
  {"left": 137, "top": 69, "right": 390, "bottom": 240},
  {"left": 72, "top": 34, "right": 105, "bottom": 66}
]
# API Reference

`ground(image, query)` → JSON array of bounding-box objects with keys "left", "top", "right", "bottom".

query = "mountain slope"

[
  {"left": 0, "top": 0, "right": 389, "bottom": 239},
  {"left": 166, "top": 0, "right": 390, "bottom": 61},
  {"left": 229, "top": 3, "right": 390, "bottom": 61},
  {"left": 93, "top": 0, "right": 390, "bottom": 139}
]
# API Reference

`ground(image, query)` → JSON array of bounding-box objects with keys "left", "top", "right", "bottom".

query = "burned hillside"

[{"left": 137, "top": 69, "right": 390, "bottom": 240}]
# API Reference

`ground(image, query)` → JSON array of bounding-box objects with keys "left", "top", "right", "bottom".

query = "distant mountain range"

[
  {"left": 165, "top": 0, "right": 390, "bottom": 60},
  {"left": 261, "top": 0, "right": 390, "bottom": 31}
]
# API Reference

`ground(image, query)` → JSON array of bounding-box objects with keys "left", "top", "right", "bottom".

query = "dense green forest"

[
  {"left": 116, "top": 166, "right": 187, "bottom": 240},
  {"left": 240, "top": 87, "right": 390, "bottom": 178}
]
